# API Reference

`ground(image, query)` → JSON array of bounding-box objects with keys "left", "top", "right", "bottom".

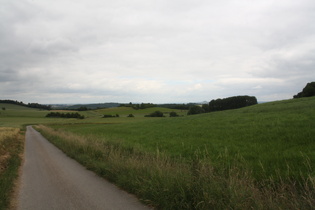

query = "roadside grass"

[
  {"left": 35, "top": 124, "right": 315, "bottom": 209},
  {"left": 0, "top": 127, "right": 24, "bottom": 210}
]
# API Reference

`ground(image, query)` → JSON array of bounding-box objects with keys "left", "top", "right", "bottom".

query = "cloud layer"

[{"left": 1, "top": 0, "right": 315, "bottom": 103}]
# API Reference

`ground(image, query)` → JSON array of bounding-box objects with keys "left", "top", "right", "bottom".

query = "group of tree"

[
  {"left": 65, "top": 103, "right": 120, "bottom": 110},
  {"left": 187, "top": 95, "right": 258, "bottom": 115},
  {"left": 46, "top": 112, "right": 85, "bottom": 119},
  {"left": 103, "top": 114, "right": 119, "bottom": 118},
  {"left": 187, "top": 105, "right": 206, "bottom": 115},
  {"left": 144, "top": 111, "right": 180, "bottom": 117},
  {"left": 145, "top": 110, "right": 164, "bottom": 117},
  {"left": 293, "top": 82, "right": 315, "bottom": 98},
  {"left": 76, "top": 106, "right": 89, "bottom": 111},
  {"left": 208, "top": 95, "right": 257, "bottom": 112},
  {"left": 27, "top": 103, "right": 52, "bottom": 110},
  {"left": 0, "top": 99, "right": 51, "bottom": 110},
  {"left": 157, "top": 103, "right": 194, "bottom": 110},
  {"left": 120, "top": 102, "right": 157, "bottom": 110}
]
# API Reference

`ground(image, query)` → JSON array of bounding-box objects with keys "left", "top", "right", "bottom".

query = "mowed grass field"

[{"left": 1, "top": 98, "right": 314, "bottom": 209}]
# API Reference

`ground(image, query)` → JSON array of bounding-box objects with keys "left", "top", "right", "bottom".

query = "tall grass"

[
  {"left": 36, "top": 125, "right": 314, "bottom": 209},
  {"left": 50, "top": 98, "right": 315, "bottom": 182},
  {"left": 0, "top": 127, "right": 23, "bottom": 210}
]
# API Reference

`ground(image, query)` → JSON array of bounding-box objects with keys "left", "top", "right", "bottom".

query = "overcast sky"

[{"left": 1, "top": 0, "right": 315, "bottom": 104}]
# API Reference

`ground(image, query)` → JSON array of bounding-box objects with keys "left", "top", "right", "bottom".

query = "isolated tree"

[{"left": 169, "top": 111, "right": 179, "bottom": 117}]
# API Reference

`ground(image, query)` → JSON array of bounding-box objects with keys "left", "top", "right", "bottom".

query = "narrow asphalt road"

[{"left": 17, "top": 126, "right": 151, "bottom": 210}]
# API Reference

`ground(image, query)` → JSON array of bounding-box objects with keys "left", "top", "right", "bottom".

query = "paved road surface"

[{"left": 17, "top": 126, "right": 151, "bottom": 210}]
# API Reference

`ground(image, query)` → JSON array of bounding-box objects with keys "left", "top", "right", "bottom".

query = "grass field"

[
  {"left": 0, "top": 127, "right": 23, "bottom": 210},
  {"left": 1, "top": 98, "right": 314, "bottom": 209},
  {"left": 48, "top": 98, "right": 315, "bottom": 180}
]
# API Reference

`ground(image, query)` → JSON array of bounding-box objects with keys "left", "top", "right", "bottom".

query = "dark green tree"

[
  {"left": 294, "top": 82, "right": 315, "bottom": 98},
  {"left": 209, "top": 96, "right": 257, "bottom": 112},
  {"left": 145, "top": 111, "right": 164, "bottom": 117},
  {"left": 77, "top": 106, "right": 88, "bottom": 111},
  {"left": 169, "top": 111, "right": 179, "bottom": 117},
  {"left": 202, "top": 104, "right": 210, "bottom": 112},
  {"left": 187, "top": 105, "right": 205, "bottom": 115}
]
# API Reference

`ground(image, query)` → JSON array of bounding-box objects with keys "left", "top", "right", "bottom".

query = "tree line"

[
  {"left": 120, "top": 102, "right": 156, "bottom": 110},
  {"left": 208, "top": 95, "right": 257, "bottom": 112},
  {"left": 0, "top": 99, "right": 51, "bottom": 110},
  {"left": 188, "top": 95, "right": 258, "bottom": 115},
  {"left": 46, "top": 112, "right": 85, "bottom": 119}
]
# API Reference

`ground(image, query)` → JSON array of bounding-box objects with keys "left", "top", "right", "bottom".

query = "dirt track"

[{"left": 17, "top": 126, "right": 150, "bottom": 210}]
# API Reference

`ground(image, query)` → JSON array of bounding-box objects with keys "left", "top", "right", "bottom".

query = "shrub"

[
  {"left": 145, "top": 111, "right": 164, "bottom": 117},
  {"left": 169, "top": 111, "right": 179, "bottom": 117}
]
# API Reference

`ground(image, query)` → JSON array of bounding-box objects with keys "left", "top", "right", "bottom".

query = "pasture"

[
  {"left": 49, "top": 98, "right": 315, "bottom": 180},
  {"left": 1, "top": 98, "right": 314, "bottom": 209}
]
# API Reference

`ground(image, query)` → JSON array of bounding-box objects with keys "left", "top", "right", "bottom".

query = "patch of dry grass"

[{"left": 0, "top": 127, "right": 23, "bottom": 210}]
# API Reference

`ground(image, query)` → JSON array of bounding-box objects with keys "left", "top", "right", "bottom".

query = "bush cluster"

[
  {"left": 145, "top": 111, "right": 164, "bottom": 117},
  {"left": 103, "top": 114, "right": 119, "bottom": 118},
  {"left": 169, "top": 111, "right": 179, "bottom": 117},
  {"left": 46, "top": 112, "right": 85, "bottom": 119}
]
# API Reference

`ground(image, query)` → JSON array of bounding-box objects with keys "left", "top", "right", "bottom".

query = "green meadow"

[
  {"left": 1, "top": 98, "right": 314, "bottom": 209},
  {"left": 49, "top": 98, "right": 315, "bottom": 180}
]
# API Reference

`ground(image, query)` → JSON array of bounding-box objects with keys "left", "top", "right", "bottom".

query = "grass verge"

[
  {"left": 0, "top": 127, "right": 24, "bottom": 210},
  {"left": 35, "top": 125, "right": 314, "bottom": 209}
]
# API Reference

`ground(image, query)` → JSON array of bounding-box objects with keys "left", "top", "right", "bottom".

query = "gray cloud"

[{"left": 1, "top": 0, "right": 315, "bottom": 103}]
